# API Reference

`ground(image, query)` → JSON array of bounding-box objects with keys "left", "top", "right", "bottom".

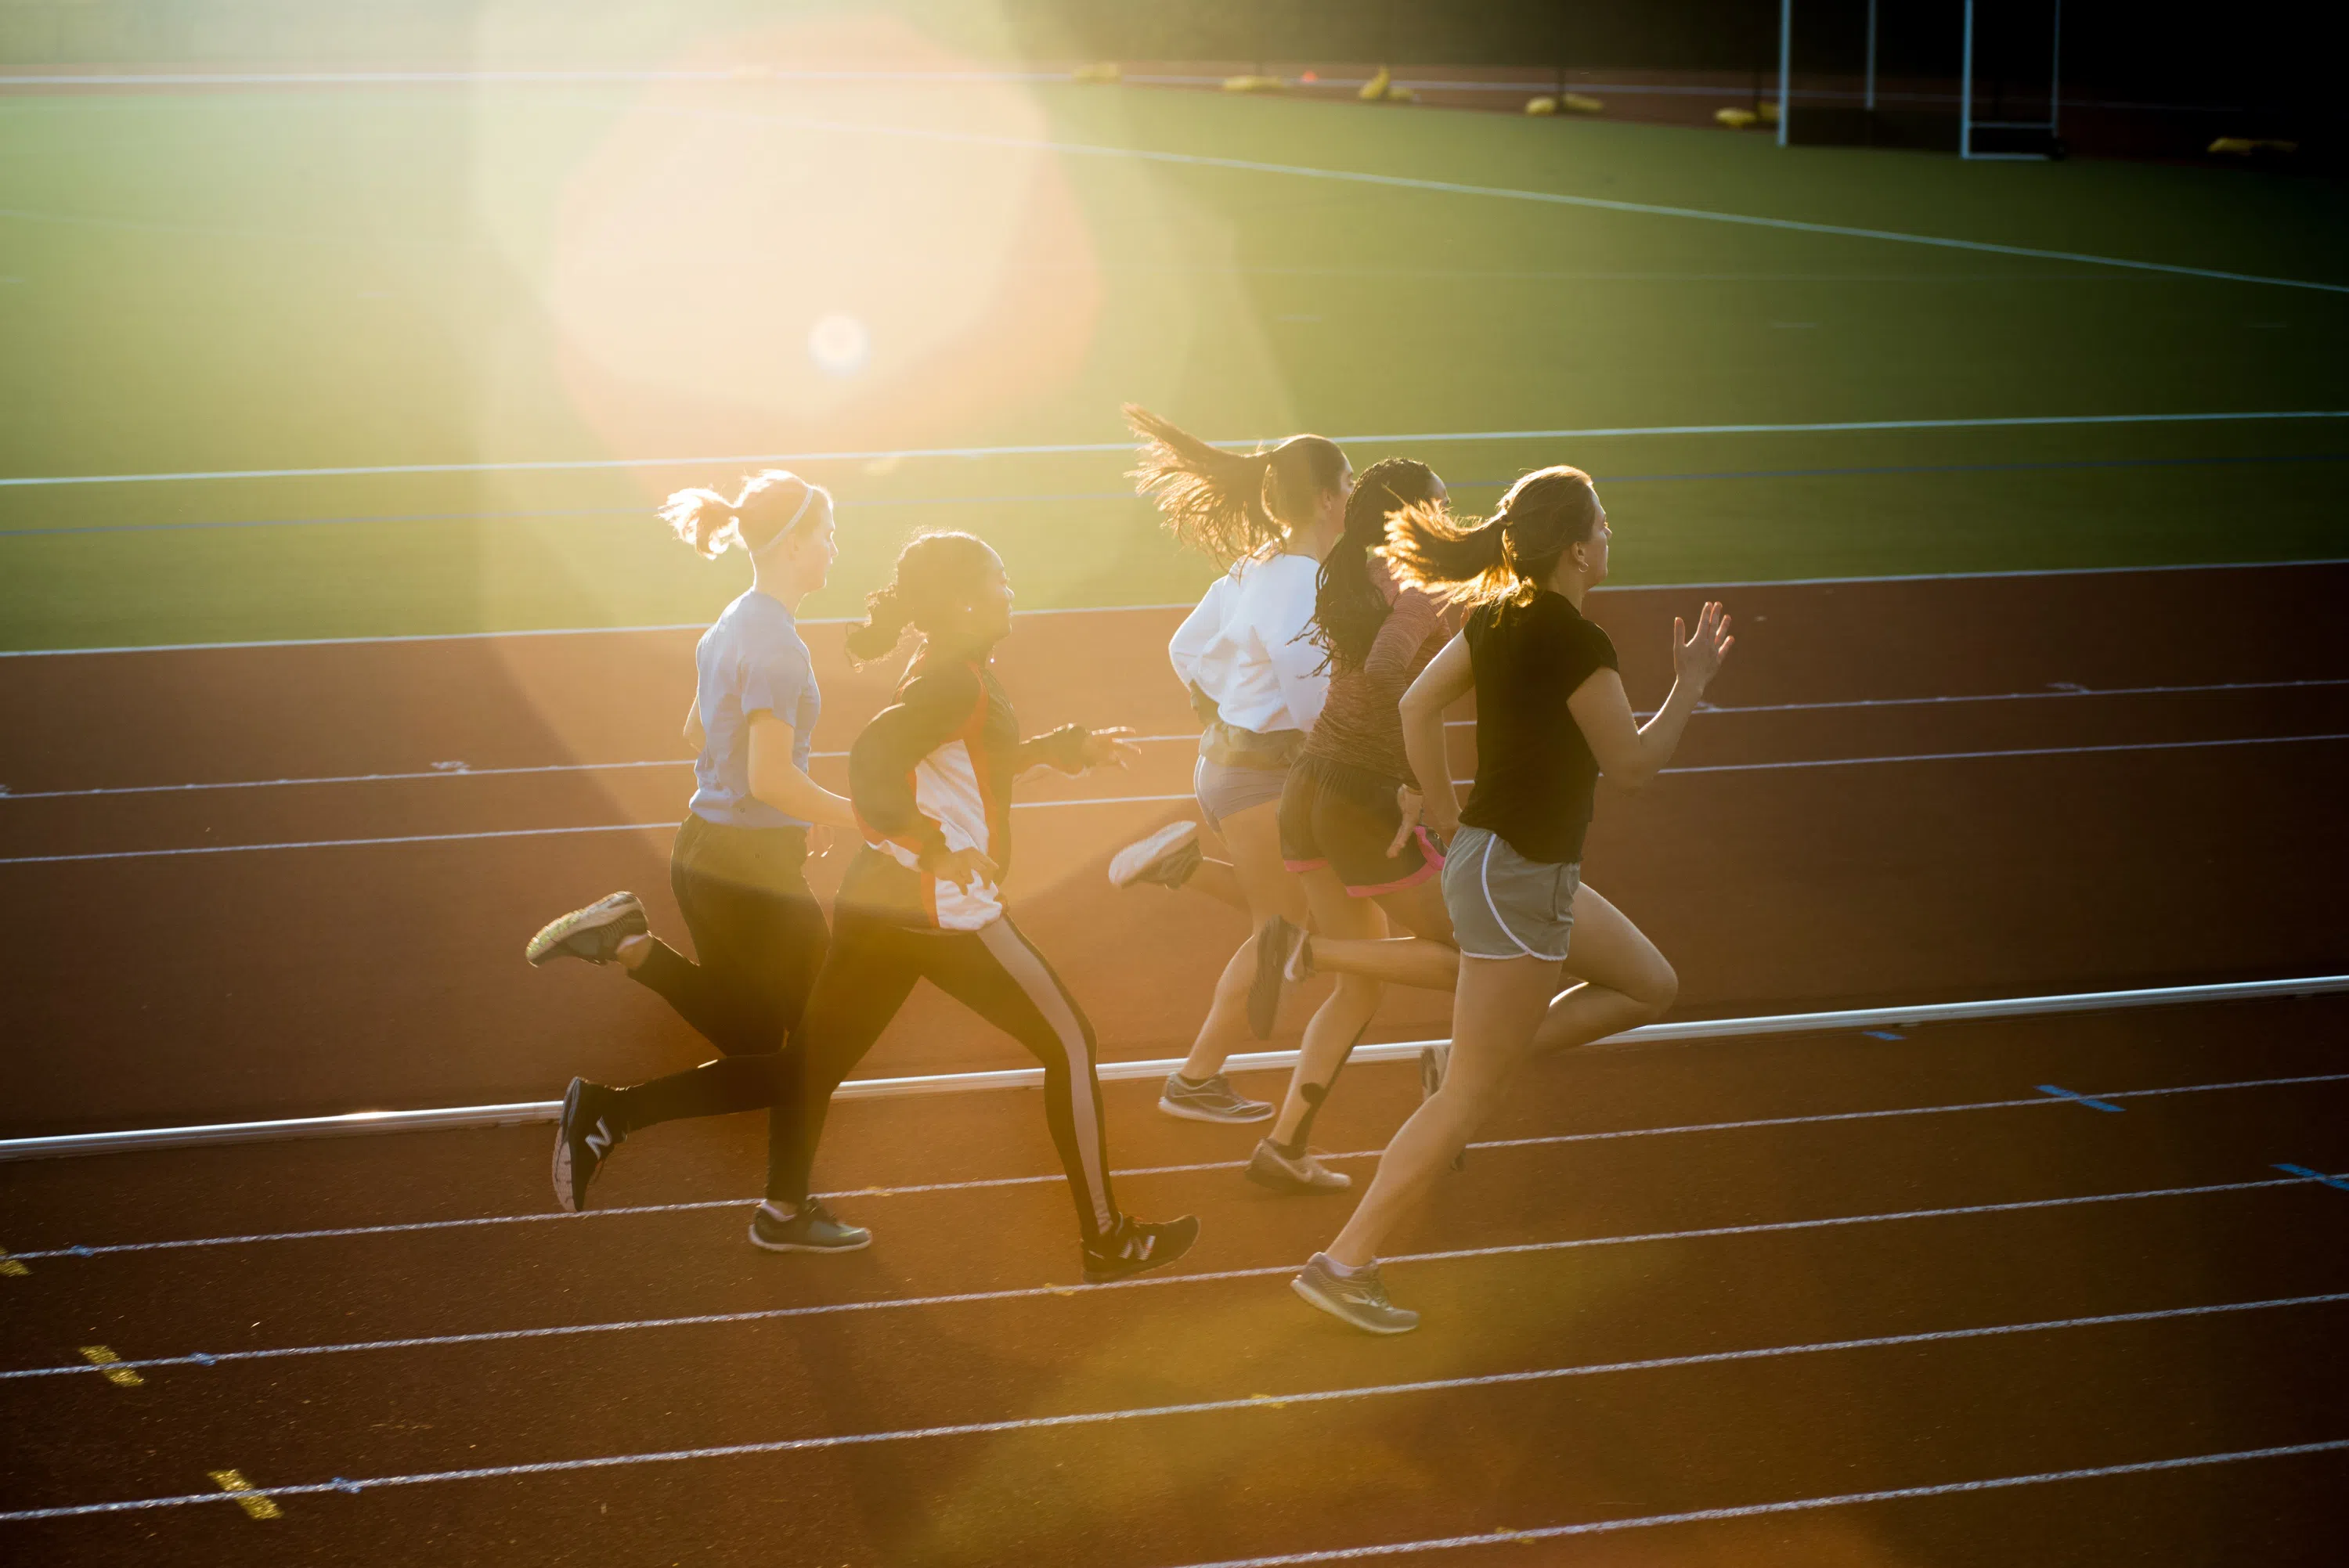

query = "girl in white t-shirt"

[{"left": 1109, "top": 406, "right": 1353, "bottom": 1124}]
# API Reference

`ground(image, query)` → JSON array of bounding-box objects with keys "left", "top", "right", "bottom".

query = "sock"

[
  {"left": 1320, "top": 1253, "right": 1369, "bottom": 1279},
  {"left": 1175, "top": 1072, "right": 1211, "bottom": 1089},
  {"left": 758, "top": 1199, "right": 799, "bottom": 1220}
]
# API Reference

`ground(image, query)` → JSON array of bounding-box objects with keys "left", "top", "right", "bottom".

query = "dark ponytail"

[
  {"left": 1384, "top": 466, "right": 1600, "bottom": 608},
  {"left": 1125, "top": 404, "right": 1348, "bottom": 567},
  {"left": 1312, "top": 457, "right": 1443, "bottom": 672},
  {"left": 845, "top": 531, "right": 998, "bottom": 665}
]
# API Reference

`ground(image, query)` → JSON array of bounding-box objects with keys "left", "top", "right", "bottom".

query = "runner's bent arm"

[
  {"left": 1398, "top": 633, "right": 1474, "bottom": 838},
  {"left": 850, "top": 666, "right": 996, "bottom": 884},
  {"left": 747, "top": 716, "right": 857, "bottom": 828},
  {"left": 1569, "top": 602, "right": 1734, "bottom": 791}
]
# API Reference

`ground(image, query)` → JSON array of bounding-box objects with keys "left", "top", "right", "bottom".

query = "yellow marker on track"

[
  {"left": 79, "top": 1346, "right": 143, "bottom": 1387},
  {"left": 0, "top": 1250, "right": 27, "bottom": 1277},
  {"left": 208, "top": 1469, "right": 283, "bottom": 1520}
]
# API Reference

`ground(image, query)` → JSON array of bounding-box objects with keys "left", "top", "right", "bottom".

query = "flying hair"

[
  {"left": 660, "top": 470, "right": 830, "bottom": 561},
  {"left": 1312, "top": 456, "right": 1445, "bottom": 673},
  {"left": 1382, "top": 466, "right": 1601, "bottom": 610},
  {"left": 1124, "top": 404, "right": 1348, "bottom": 567}
]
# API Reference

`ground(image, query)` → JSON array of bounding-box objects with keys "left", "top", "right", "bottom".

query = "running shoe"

[
  {"left": 1246, "top": 1137, "right": 1351, "bottom": 1195},
  {"left": 1081, "top": 1213, "right": 1201, "bottom": 1284},
  {"left": 747, "top": 1199, "right": 872, "bottom": 1253},
  {"left": 1247, "top": 915, "right": 1311, "bottom": 1039},
  {"left": 551, "top": 1077, "right": 626, "bottom": 1213},
  {"left": 525, "top": 892, "right": 648, "bottom": 967},
  {"left": 1108, "top": 821, "right": 1202, "bottom": 889},
  {"left": 1292, "top": 1253, "right": 1420, "bottom": 1335},
  {"left": 1419, "top": 1042, "right": 1467, "bottom": 1172},
  {"left": 1157, "top": 1072, "right": 1273, "bottom": 1123}
]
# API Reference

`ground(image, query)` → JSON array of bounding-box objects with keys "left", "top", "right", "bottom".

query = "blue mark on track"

[
  {"left": 2273, "top": 1162, "right": 2349, "bottom": 1193},
  {"left": 1861, "top": 1029, "right": 1906, "bottom": 1040},
  {"left": 2036, "top": 1083, "right": 2124, "bottom": 1112}
]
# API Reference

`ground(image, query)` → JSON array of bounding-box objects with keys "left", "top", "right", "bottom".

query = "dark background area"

[{"left": 0, "top": 0, "right": 2335, "bottom": 136}]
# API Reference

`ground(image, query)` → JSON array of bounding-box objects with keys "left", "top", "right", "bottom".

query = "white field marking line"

[
  {"left": 6, "top": 1170, "right": 2342, "bottom": 1384},
  {"left": 4, "top": 1293, "right": 2345, "bottom": 1522},
  {"left": 682, "top": 105, "right": 2349, "bottom": 297},
  {"left": 9, "top": 557, "right": 2347, "bottom": 661},
  {"left": 1161, "top": 1439, "right": 2349, "bottom": 1568},
  {"left": 9, "top": 729, "right": 2344, "bottom": 867},
  {"left": 13, "top": 1069, "right": 2344, "bottom": 1264},
  {"left": 3, "top": 410, "right": 2344, "bottom": 489},
  {"left": 13, "top": 677, "right": 2343, "bottom": 804},
  {"left": 1661, "top": 729, "right": 2349, "bottom": 777}
]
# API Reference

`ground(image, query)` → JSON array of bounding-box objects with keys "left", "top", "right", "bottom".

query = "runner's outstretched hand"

[
  {"left": 1078, "top": 726, "right": 1144, "bottom": 771},
  {"left": 1673, "top": 601, "right": 1734, "bottom": 693}
]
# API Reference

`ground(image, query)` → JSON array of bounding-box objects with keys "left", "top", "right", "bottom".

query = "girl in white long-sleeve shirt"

[{"left": 1112, "top": 406, "right": 1353, "bottom": 1123}]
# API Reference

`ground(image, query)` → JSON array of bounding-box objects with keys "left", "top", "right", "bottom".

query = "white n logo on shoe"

[{"left": 586, "top": 1122, "right": 615, "bottom": 1159}]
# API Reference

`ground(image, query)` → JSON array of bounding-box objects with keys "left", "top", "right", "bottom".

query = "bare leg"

[
  {"left": 1177, "top": 801, "right": 1308, "bottom": 1080},
  {"left": 614, "top": 932, "right": 653, "bottom": 972},
  {"left": 1182, "top": 856, "right": 1247, "bottom": 913},
  {"left": 1267, "top": 869, "right": 1389, "bottom": 1148},
  {"left": 1324, "top": 883, "right": 1673, "bottom": 1268},
  {"left": 1294, "top": 874, "right": 1459, "bottom": 990}
]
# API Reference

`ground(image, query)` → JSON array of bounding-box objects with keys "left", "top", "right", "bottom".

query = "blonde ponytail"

[{"left": 660, "top": 486, "right": 742, "bottom": 559}]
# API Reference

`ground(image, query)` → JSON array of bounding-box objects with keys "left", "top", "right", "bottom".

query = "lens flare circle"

[{"left": 807, "top": 312, "right": 871, "bottom": 377}]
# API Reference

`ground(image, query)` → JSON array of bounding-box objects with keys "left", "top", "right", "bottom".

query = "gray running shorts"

[
  {"left": 1441, "top": 824, "right": 1581, "bottom": 961},
  {"left": 1193, "top": 752, "right": 1290, "bottom": 831}
]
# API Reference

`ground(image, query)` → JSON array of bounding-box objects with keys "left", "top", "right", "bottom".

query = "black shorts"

[{"left": 1277, "top": 755, "right": 1445, "bottom": 897}]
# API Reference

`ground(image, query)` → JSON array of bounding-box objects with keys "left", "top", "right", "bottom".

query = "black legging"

[
  {"left": 612, "top": 815, "right": 828, "bottom": 1132},
  {"left": 767, "top": 904, "right": 1120, "bottom": 1245}
]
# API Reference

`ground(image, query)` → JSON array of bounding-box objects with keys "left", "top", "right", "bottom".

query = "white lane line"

[
  {"left": 6, "top": 557, "right": 2344, "bottom": 660},
  {"left": 1163, "top": 1438, "right": 2349, "bottom": 1567},
  {"left": 9, "top": 729, "right": 2341, "bottom": 867},
  {"left": 13, "top": 1069, "right": 2345, "bottom": 1263},
  {"left": 11, "top": 678, "right": 2342, "bottom": 803},
  {"left": 687, "top": 106, "right": 2349, "bottom": 297},
  {"left": 3, "top": 410, "right": 2344, "bottom": 489},
  {"left": 6, "top": 1169, "right": 2340, "bottom": 1382},
  {"left": 2, "top": 1292, "right": 2343, "bottom": 1522},
  {"left": 1662, "top": 730, "right": 2349, "bottom": 776}
]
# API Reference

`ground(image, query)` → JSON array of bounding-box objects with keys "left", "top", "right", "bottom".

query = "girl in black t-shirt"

[{"left": 1291, "top": 466, "right": 1734, "bottom": 1335}]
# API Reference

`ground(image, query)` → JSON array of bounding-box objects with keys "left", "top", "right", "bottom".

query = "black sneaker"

[
  {"left": 525, "top": 892, "right": 648, "bottom": 967},
  {"left": 748, "top": 1199, "right": 872, "bottom": 1253},
  {"left": 1081, "top": 1213, "right": 1200, "bottom": 1284},
  {"left": 1108, "top": 822, "right": 1201, "bottom": 890},
  {"left": 1247, "top": 915, "right": 1311, "bottom": 1039},
  {"left": 551, "top": 1077, "right": 626, "bottom": 1213}
]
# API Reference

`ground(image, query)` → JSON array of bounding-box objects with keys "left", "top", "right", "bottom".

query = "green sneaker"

[
  {"left": 1292, "top": 1253, "right": 1420, "bottom": 1335},
  {"left": 747, "top": 1200, "right": 871, "bottom": 1254}
]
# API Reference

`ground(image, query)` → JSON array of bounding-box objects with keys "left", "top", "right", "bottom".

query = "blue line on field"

[
  {"left": 2272, "top": 1162, "right": 2349, "bottom": 1193},
  {"left": 2037, "top": 1084, "right": 2125, "bottom": 1113}
]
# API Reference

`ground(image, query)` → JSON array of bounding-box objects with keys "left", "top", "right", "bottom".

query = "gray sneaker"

[
  {"left": 1246, "top": 1137, "right": 1351, "bottom": 1195},
  {"left": 1158, "top": 1072, "right": 1274, "bottom": 1124},
  {"left": 526, "top": 892, "right": 648, "bottom": 967},
  {"left": 1292, "top": 1253, "right": 1420, "bottom": 1335},
  {"left": 747, "top": 1200, "right": 871, "bottom": 1253}
]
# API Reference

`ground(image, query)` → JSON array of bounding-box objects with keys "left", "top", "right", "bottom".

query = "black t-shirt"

[{"left": 1458, "top": 590, "right": 1620, "bottom": 865}]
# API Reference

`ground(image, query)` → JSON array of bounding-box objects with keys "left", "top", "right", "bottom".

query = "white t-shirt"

[{"left": 1168, "top": 550, "right": 1329, "bottom": 734}]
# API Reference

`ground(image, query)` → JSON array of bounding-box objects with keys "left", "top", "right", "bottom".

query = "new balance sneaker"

[
  {"left": 1293, "top": 1253, "right": 1420, "bottom": 1335},
  {"left": 1247, "top": 915, "right": 1312, "bottom": 1040},
  {"left": 1081, "top": 1213, "right": 1200, "bottom": 1284},
  {"left": 747, "top": 1199, "right": 871, "bottom": 1253},
  {"left": 551, "top": 1077, "right": 626, "bottom": 1213},
  {"left": 1246, "top": 1137, "right": 1351, "bottom": 1195},
  {"left": 1109, "top": 821, "right": 1202, "bottom": 890},
  {"left": 525, "top": 892, "right": 648, "bottom": 967},
  {"left": 1158, "top": 1072, "right": 1273, "bottom": 1123}
]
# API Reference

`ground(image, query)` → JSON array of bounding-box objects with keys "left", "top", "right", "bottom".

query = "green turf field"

[{"left": 2, "top": 77, "right": 2345, "bottom": 650}]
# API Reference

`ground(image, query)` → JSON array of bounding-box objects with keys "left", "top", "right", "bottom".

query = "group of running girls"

[{"left": 521, "top": 409, "right": 1731, "bottom": 1326}]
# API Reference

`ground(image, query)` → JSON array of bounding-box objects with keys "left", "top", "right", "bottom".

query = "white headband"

[{"left": 749, "top": 482, "right": 820, "bottom": 553}]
